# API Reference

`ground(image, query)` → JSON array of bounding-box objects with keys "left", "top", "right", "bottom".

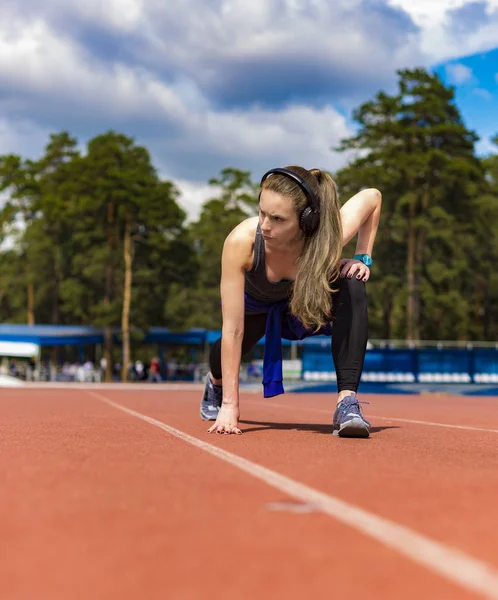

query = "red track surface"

[{"left": 2, "top": 387, "right": 498, "bottom": 600}]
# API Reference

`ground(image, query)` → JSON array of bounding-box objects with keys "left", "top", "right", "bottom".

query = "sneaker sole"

[{"left": 334, "top": 418, "right": 370, "bottom": 438}]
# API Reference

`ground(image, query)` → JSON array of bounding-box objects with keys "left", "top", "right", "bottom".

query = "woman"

[{"left": 200, "top": 166, "right": 381, "bottom": 437}]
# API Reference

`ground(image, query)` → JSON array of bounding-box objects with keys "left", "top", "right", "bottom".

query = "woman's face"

[{"left": 258, "top": 188, "right": 301, "bottom": 247}]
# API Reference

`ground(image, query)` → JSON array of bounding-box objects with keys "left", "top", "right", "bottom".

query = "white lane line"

[
  {"left": 87, "top": 390, "right": 498, "bottom": 600},
  {"left": 22, "top": 382, "right": 205, "bottom": 392},
  {"left": 250, "top": 400, "right": 498, "bottom": 434},
  {"left": 371, "top": 415, "right": 498, "bottom": 433}
]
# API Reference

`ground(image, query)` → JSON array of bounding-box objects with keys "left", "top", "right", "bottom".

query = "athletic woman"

[{"left": 200, "top": 166, "right": 381, "bottom": 437}]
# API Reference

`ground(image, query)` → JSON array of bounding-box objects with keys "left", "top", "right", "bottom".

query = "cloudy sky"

[{"left": 1, "top": 0, "right": 497, "bottom": 220}]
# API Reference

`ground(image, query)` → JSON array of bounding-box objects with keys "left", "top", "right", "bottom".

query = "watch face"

[{"left": 355, "top": 254, "right": 372, "bottom": 266}]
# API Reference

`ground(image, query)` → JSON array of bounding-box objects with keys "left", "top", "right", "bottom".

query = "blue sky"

[
  {"left": 434, "top": 47, "right": 498, "bottom": 155},
  {"left": 0, "top": 0, "right": 497, "bottom": 219}
]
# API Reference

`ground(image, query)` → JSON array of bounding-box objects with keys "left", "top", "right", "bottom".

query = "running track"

[{"left": 2, "top": 386, "right": 498, "bottom": 600}]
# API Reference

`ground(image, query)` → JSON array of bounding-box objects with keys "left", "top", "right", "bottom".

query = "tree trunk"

[
  {"left": 382, "top": 289, "right": 393, "bottom": 340},
  {"left": 413, "top": 189, "right": 429, "bottom": 341},
  {"left": 121, "top": 218, "right": 133, "bottom": 382},
  {"left": 406, "top": 201, "right": 415, "bottom": 341},
  {"left": 103, "top": 325, "right": 113, "bottom": 381},
  {"left": 27, "top": 280, "right": 35, "bottom": 325},
  {"left": 483, "top": 281, "right": 490, "bottom": 340},
  {"left": 52, "top": 242, "right": 61, "bottom": 325},
  {"left": 413, "top": 228, "right": 425, "bottom": 341},
  {"left": 475, "top": 277, "right": 485, "bottom": 339},
  {"left": 103, "top": 202, "right": 115, "bottom": 382},
  {"left": 51, "top": 346, "right": 58, "bottom": 375}
]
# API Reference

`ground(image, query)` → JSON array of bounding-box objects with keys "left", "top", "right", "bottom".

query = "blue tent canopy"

[
  {"left": 0, "top": 325, "right": 301, "bottom": 348},
  {"left": 144, "top": 328, "right": 207, "bottom": 345},
  {"left": 0, "top": 325, "right": 104, "bottom": 346}
]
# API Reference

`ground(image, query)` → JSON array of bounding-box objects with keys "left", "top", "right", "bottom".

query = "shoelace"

[{"left": 340, "top": 398, "right": 369, "bottom": 416}]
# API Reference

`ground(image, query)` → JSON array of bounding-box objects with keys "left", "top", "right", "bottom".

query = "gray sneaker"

[
  {"left": 200, "top": 374, "right": 223, "bottom": 421},
  {"left": 333, "top": 393, "right": 371, "bottom": 438}
]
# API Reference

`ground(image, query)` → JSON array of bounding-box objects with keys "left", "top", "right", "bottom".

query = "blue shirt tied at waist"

[{"left": 244, "top": 293, "right": 332, "bottom": 398}]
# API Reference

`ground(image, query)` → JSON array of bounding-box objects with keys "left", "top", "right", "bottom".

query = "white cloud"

[
  {"left": 72, "top": 0, "right": 497, "bottom": 76},
  {"left": 0, "top": 118, "right": 52, "bottom": 158},
  {"left": 75, "top": 0, "right": 144, "bottom": 31},
  {"left": 0, "top": 213, "right": 25, "bottom": 252},
  {"left": 0, "top": 14, "right": 355, "bottom": 215},
  {"left": 137, "top": 0, "right": 425, "bottom": 107},
  {"left": 389, "top": 0, "right": 498, "bottom": 62},
  {"left": 0, "top": 119, "right": 50, "bottom": 253},
  {"left": 152, "top": 102, "right": 353, "bottom": 184},
  {"left": 0, "top": 20, "right": 190, "bottom": 124},
  {"left": 389, "top": 0, "right": 469, "bottom": 27},
  {"left": 152, "top": 103, "right": 355, "bottom": 216},
  {"left": 476, "top": 135, "right": 498, "bottom": 156},
  {"left": 1, "top": 0, "right": 426, "bottom": 111},
  {"left": 2, "top": 0, "right": 145, "bottom": 32},
  {"left": 172, "top": 180, "right": 218, "bottom": 224},
  {"left": 195, "top": 105, "right": 350, "bottom": 167},
  {"left": 0, "top": 0, "right": 497, "bottom": 220},
  {"left": 445, "top": 63, "right": 474, "bottom": 84},
  {"left": 473, "top": 88, "right": 493, "bottom": 99}
]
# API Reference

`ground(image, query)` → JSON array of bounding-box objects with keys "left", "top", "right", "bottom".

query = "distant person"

[
  {"left": 127, "top": 361, "right": 138, "bottom": 381},
  {"left": 135, "top": 360, "right": 145, "bottom": 380},
  {"left": 9, "top": 359, "right": 17, "bottom": 377},
  {"left": 148, "top": 356, "right": 162, "bottom": 382},
  {"left": 100, "top": 357, "right": 107, "bottom": 378},
  {"left": 167, "top": 359, "right": 178, "bottom": 380},
  {"left": 200, "top": 166, "right": 381, "bottom": 437}
]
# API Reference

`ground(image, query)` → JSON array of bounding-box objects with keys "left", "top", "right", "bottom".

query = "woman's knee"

[{"left": 337, "top": 275, "right": 367, "bottom": 306}]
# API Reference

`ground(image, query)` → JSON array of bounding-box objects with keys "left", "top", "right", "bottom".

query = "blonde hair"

[{"left": 261, "top": 165, "right": 343, "bottom": 330}]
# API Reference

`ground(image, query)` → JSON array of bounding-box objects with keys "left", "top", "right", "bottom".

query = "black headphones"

[{"left": 260, "top": 167, "right": 320, "bottom": 236}]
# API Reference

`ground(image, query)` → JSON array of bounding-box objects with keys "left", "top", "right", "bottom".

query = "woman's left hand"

[{"left": 339, "top": 258, "right": 370, "bottom": 282}]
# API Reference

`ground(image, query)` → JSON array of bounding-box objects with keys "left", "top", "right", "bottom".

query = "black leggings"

[{"left": 209, "top": 276, "right": 368, "bottom": 392}]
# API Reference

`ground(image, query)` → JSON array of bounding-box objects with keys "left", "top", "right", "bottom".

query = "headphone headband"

[
  {"left": 260, "top": 168, "right": 319, "bottom": 213},
  {"left": 260, "top": 167, "right": 321, "bottom": 236}
]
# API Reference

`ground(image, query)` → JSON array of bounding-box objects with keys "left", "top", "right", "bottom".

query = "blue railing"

[{"left": 301, "top": 346, "right": 498, "bottom": 384}]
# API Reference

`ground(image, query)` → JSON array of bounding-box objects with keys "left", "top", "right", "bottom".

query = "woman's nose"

[{"left": 261, "top": 216, "right": 271, "bottom": 231}]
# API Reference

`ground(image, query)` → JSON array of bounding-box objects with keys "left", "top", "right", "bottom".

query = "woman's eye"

[{"left": 259, "top": 210, "right": 282, "bottom": 222}]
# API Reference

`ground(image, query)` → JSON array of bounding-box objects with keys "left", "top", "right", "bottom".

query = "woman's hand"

[
  {"left": 207, "top": 403, "right": 242, "bottom": 435},
  {"left": 339, "top": 258, "right": 370, "bottom": 282}
]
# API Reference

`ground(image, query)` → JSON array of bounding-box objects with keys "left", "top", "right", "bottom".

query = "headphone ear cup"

[
  {"left": 309, "top": 211, "right": 320, "bottom": 233},
  {"left": 300, "top": 207, "right": 320, "bottom": 235}
]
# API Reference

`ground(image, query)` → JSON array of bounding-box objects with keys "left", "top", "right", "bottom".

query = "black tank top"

[{"left": 244, "top": 224, "right": 294, "bottom": 303}]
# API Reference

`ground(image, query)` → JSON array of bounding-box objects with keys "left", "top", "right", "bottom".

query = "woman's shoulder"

[
  {"left": 225, "top": 216, "right": 258, "bottom": 245},
  {"left": 223, "top": 216, "right": 258, "bottom": 268}
]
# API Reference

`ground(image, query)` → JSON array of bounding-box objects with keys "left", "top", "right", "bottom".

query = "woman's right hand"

[{"left": 207, "top": 403, "right": 242, "bottom": 435}]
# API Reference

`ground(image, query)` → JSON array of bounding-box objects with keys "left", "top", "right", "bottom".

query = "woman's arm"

[
  {"left": 207, "top": 229, "right": 250, "bottom": 434},
  {"left": 218, "top": 233, "right": 247, "bottom": 407},
  {"left": 340, "top": 188, "right": 382, "bottom": 253}
]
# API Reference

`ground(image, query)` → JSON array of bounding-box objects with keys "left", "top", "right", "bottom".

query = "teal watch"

[{"left": 354, "top": 254, "right": 373, "bottom": 267}]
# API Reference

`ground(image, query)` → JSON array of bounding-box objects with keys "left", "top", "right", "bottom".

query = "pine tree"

[{"left": 336, "top": 68, "right": 484, "bottom": 341}]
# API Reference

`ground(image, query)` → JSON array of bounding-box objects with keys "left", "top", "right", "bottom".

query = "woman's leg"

[
  {"left": 331, "top": 276, "right": 368, "bottom": 396},
  {"left": 201, "top": 313, "right": 268, "bottom": 421},
  {"left": 209, "top": 312, "right": 268, "bottom": 383},
  {"left": 330, "top": 276, "right": 370, "bottom": 437}
]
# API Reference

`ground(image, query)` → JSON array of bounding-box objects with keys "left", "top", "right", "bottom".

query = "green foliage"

[
  {"left": 0, "top": 69, "right": 497, "bottom": 345},
  {"left": 336, "top": 68, "right": 496, "bottom": 341},
  {"left": 164, "top": 168, "right": 259, "bottom": 330}
]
